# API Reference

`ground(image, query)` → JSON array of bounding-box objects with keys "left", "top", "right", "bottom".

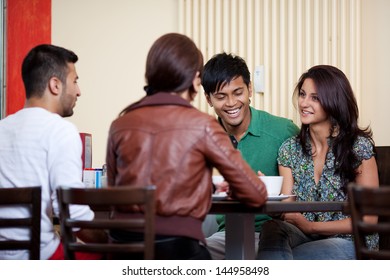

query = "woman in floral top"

[{"left": 257, "top": 65, "right": 379, "bottom": 260}]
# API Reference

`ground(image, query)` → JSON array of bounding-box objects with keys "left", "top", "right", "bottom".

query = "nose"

[
  {"left": 299, "top": 95, "right": 308, "bottom": 107},
  {"left": 225, "top": 95, "right": 237, "bottom": 107},
  {"left": 76, "top": 84, "right": 81, "bottom": 97}
]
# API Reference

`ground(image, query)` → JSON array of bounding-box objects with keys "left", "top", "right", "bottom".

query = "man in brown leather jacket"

[{"left": 106, "top": 33, "right": 267, "bottom": 260}]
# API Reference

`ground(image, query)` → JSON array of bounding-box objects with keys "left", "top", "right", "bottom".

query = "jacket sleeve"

[
  {"left": 203, "top": 118, "right": 268, "bottom": 207},
  {"left": 106, "top": 124, "right": 117, "bottom": 187}
]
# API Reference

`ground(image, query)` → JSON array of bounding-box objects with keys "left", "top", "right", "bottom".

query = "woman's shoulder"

[
  {"left": 280, "top": 136, "right": 300, "bottom": 150},
  {"left": 277, "top": 136, "right": 304, "bottom": 167},
  {"left": 278, "top": 136, "right": 302, "bottom": 157},
  {"left": 353, "top": 136, "right": 375, "bottom": 160}
]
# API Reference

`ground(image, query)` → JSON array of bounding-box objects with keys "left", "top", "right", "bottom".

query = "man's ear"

[
  {"left": 248, "top": 82, "right": 253, "bottom": 98},
  {"left": 49, "top": 77, "right": 61, "bottom": 95}
]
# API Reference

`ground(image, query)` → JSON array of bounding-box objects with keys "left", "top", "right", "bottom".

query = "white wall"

[
  {"left": 53, "top": 0, "right": 390, "bottom": 167},
  {"left": 52, "top": 0, "right": 178, "bottom": 167}
]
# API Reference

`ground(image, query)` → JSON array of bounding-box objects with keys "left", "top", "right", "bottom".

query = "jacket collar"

[{"left": 127, "top": 92, "right": 193, "bottom": 111}]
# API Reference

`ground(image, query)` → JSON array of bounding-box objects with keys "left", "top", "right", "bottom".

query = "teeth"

[
  {"left": 226, "top": 108, "right": 240, "bottom": 115},
  {"left": 302, "top": 110, "right": 312, "bottom": 114}
]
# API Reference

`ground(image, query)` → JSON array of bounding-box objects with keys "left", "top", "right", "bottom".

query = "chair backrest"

[
  {"left": 374, "top": 146, "right": 390, "bottom": 251},
  {"left": 57, "top": 185, "right": 156, "bottom": 260},
  {"left": 375, "top": 146, "right": 390, "bottom": 185},
  {"left": 0, "top": 187, "right": 42, "bottom": 260},
  {"left": 348, "top": 183, "right": 390, "bottom": 259}
]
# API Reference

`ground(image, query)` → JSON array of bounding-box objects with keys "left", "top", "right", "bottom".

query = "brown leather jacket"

[{"left": 106, "top": 93, "right": 267, "bottom": 242}]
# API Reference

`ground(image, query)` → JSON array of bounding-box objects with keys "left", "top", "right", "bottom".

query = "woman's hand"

[{"left": 282, "top": 212, "right": 312, "bottom": 234}]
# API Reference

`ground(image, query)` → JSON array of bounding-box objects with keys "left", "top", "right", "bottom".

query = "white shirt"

[{"left": 0, "top": 108, "right": 94, "bottom": 259}]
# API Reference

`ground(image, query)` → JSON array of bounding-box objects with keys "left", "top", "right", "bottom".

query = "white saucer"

[
  {"left": 212, "top": 192, "right": 228, "bottom": 201},
  {"left": 267, "top": 194, "right": 296, "bottom": 201}
]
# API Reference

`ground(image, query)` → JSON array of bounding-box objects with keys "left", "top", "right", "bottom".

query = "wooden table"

[
  {"left": 77, "top": 197, "right": 348, "bottom": 260},
  {"left": 208, "top": 200, "right": 348, "bottom": 260}
]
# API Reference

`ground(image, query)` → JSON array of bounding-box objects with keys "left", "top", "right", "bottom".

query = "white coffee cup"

[
  {"left": 212, "top": 175, "right": 224, "bottom": 185},
  {"left": 259, "top": 176, "right": 283, "bottom": 195}
]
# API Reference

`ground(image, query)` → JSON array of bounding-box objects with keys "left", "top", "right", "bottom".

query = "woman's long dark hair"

[
  {"left": 294, "top": 65, "right": 374, "bottom": 186},
  {"left": 120, "top": 33, "right": 203, "bottom": 116}
]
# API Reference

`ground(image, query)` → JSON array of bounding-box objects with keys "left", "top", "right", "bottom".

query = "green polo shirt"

[{"left": 216, "top": 106, "right": 299, "bottom": 232}]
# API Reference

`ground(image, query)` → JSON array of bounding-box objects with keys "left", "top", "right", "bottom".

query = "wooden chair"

[
  {"left": 375, "top": 146, "right": 390, "bottom": 185},
  {"left": 0, "top": 187, "right": 42, "bottom": 260},
  {"left": 375, "top": 146, "right": 390, "bottom": 250},
  {"left": 57, "top": 185, "right": 156, "bottom": 259},
  {"left": 348, "top": 183, "right": 390, "bottom": 259}
]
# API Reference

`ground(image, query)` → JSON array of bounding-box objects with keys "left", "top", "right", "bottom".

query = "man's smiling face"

[{"left": 206, "top": 75, "right": 252, "bottom": 131}]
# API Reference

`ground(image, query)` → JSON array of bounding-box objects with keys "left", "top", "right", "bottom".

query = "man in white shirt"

[{"left": 0, "top": 44, "right": 106, "bottom": 260}]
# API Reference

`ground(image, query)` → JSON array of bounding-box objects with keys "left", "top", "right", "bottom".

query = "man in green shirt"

[{"left": 202, "top": 52, "right": 299, "bottom": 259}]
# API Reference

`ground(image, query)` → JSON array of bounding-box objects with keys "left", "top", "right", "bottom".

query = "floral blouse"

[{"left": 277, "top": 135, "right": 378, "bottom": 249}]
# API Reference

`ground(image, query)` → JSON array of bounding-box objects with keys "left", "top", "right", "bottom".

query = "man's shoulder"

[
  {"left": 250, "top": 107, "right": 298, "bottom": 132},
  {"left": 1, "top": 108, "right": 76, "bottom": 131},
  {"left": 30, "top": 109, "right": 80, "bottom": 140},
  {"left": 37, "top": 110, "right": 78, "bottom": 132},
  {"left": 252, "top": 107, "right": 291, "bottom": 122}
]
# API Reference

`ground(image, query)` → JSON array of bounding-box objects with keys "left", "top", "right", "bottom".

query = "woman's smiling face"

[{"left": 298, "top": 78, "right": 328, "bottom": 126}]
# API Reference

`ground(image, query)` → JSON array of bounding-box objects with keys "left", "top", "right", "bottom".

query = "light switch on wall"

[{"left": 254, "top": 65, "right": 265, "bottom": 93}]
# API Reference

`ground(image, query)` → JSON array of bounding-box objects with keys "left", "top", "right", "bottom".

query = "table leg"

[{"left": 225, "top": 213, "right": 255, "bottom": 260}]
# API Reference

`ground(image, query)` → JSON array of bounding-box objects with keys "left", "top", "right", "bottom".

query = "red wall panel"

[{"left": 6, "top": 0, "right": 51, "bottom": 115}]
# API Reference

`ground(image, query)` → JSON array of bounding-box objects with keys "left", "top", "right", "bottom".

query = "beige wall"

[
  {"left": 361, "top": 0, "right": 390, "bottom": 146},
  {"left": 53, "top": 0, "right": 390, "bottom": 167},
  {"left": 52, "top": 0, "right": 178, "bottom": 167}
]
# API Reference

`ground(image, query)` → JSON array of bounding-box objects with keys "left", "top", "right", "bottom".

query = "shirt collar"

[{"left": 246, "top": 107, "right": 261, "bottom": 137}]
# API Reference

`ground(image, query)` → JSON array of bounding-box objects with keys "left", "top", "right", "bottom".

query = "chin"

[
  {"left": 62, "top": 111, "right": 74, "bottom": 118},
  {"left": 227, "top": 119, "right": 243, "bottom": 127},
  {"left": 299, "top": 116, "right": 311, "bottom": 123}
]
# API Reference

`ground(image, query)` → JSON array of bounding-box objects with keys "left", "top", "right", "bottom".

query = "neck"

[
  {"left": 221, "top": 118, "right": 250, "bottom": 141},
  {"left": 24, "top": 96, "right": 57, "bottom": 114},
  {"left": 221, "top": 110, "right": 251, "bottom": 141},
  {"left": 228, "top": 125, "right": 248, "bottom": 141},
  {"left": 175, "top": 90, "right": 196, "bottom": 103},
  {"left": 308, "top": 122, "right": 332, "bottom": 152}
]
